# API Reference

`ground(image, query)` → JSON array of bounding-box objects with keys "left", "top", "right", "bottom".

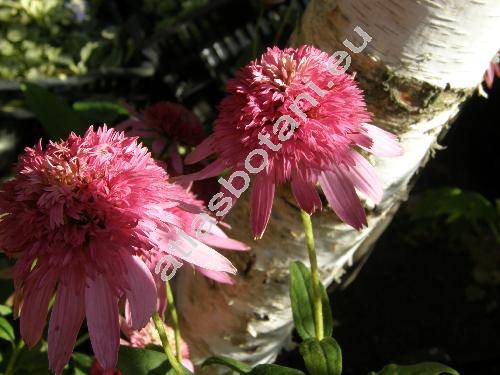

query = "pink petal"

[
  {"left": 361, "top": 124, "right": 404, "bottom": 157},
  {"left": 174, "top": 160, "right": 226, "bottom": 183},
  {"left": 291, "top": 176, "right": 322, "bottom": 214},
  {"left": 20, "top": 269, "right": 57, "bottom": 347},
  {"left": 318, "top": 168, "right": 367, "bottom": 230},
  {"left": 48, "top": 273, "right": 86, "bottom": 375},
  {"left": 159, "top": 230, "right": 237, "bottom": 274},
  {"left": 485, "top": 64, "right": 495, "bottom": 89},
  {"left": 250, "top": 173, "right": 275, "bottom": 239},
  {"left": 201, "top": 234, "right": 250, "bottom": 251},
  {"left": 342, "top": 152, "right": 383, "bottom": 204},
  {"left": 85, "top": 274, "right": 120, "bottom": 371},
  {"left": 196, "top": 267, "right": 235, "bottom": 284},
  {"left": 168, "top": 143, "right": 184, "bottom": 175},
  {"left": 151, "top": 139, "right": 167, "bottom": 156},
  {"left": 184, "top": 136, "right": 215, "bottom": 165},
  {"left": 122, "top": 255, "right": 157, "bottom": 330}
]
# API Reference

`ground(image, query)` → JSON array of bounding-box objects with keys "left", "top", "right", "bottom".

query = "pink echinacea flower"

[
  {"left": 180, "top": 46, "right": 403, "bottom": 238},
  {"left": 0, "top": 126, "right": 240, "bottom": 373}
]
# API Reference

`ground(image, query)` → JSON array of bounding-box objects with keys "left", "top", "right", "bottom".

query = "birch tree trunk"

[{"left": 175, "top": 0, "right": 500, "bottom": 372}]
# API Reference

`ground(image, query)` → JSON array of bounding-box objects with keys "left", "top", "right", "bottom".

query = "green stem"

[
  {"left": 152, "top": 312, "right": 184, "bottom": 374},
  {"left": 74, "top": 332, "right": 90, "bottom": 348},
  {"left": 5, "top": 339, "right": 25, "bottom": 375},
  {"left": 300, "top": 209, "right": 324, "bottom": 341},
  {"left": 166, "top": 279, "right": 182, "bottom": 362}
]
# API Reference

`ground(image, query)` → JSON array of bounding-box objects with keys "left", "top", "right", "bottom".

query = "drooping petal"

[
  {"left": 318, "top": 168, "right": 367, "bottom": 230},
  {"left": 85, "top": 274, "right": 120, "bottom": 371},
  {"left": 48, "top": 272, "right": 85, "bottom": 375},
  {"left": 200, "top": 234, "right": 250, "bottom": 251},
  {"left": 250, "top": 173, "right": 275, "bottom": 239},
  {"left": 169, "top": 143, "right": 184, "bottom": 175},
  {"left": 20, "top": 269, "right": 57, "bottom": 347},
  {"left": 158, "top": 230, "right": 237, "bottom": 274},
  {"left": 291, "top": 176, "right": 322, "bottom": 214},
  {"left": 195, "top": 267, "right": 235, "bottom": 284},
  {"left": 175, "top": 160, "right": 226, "bottom": 183},
  {"left": 342, "top": 152, "right": 383, "bottom": 204},
  {"left": 122, "top": 254, "right": 157, "bottom": 330},
  {"left": 151, "top": 138, "right": 167, "bottom": 156},
  {"left": 184, "top": 136, "right": 215, "bottom": 165},
  {"left": 361, "top": 124, "right": 404, "bottom": 157}
]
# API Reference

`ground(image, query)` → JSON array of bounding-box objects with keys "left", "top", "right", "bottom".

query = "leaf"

[
  {"left": 368, "top": 362, "right": 459, "bottom": 375},
  {"left": 117, "top": 346, "right": 172, "bottom": 375},
  {"left": 0, "top": 316, "right": 15, "bottom": 343},
  {"left": 0, "top": 304, "right": 12, "bottom": 316},
  {"left": 20, "top": 82, "right": 88, "bottom": 140},
  {"left": 300, "top": 337, "right": 342, "bottom": 375},
  {"left": 15, "top": 341, "right": 50, "bottom": 372},
  {"left": 202, "top": 355, "right": 252, "bottom": 373},
  {"left": 289, "top": 261, "right": 333, "bottom": 340},
  {"left": 72, "top": 352, "right": 93, "bottom": 372},
  {"left": 412, "top": 187, "right": 497, "bottom": 224},
  {"left": 73, "top": 101, "right": 129, "bottom": 124},
  {"left": 249, "top": 364, "right": 305, "bottom": 374}
]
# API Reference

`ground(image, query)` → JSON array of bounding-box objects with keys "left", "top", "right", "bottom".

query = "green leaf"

[
  {"left": 368, "top": 362, "right": 459, "bottom": 375},
  {"left": 0, "top": 316, "right": 15, "bottom": 343},
  {"left": 72, "top": 101, "right": 129, "bottom": 124},
  {"left": 0, "top": 304, "right": 12, "bottom": 316},
  {"left": 412, "top": 187, "right": 497, "bottom": 224},
  {"left": 249, "top": 364, "right": 305, "bottom": 374},
  {"left": 72, "top": 352, "right": 93, "bottom": 372},
  {"left": 117, "top": 346, "right": 172, "bottom": 375},
  {"left": 289, "top": 261, "right": 333, "bottom": 340},
  {"left": 300, "top": 337, "right": 342, "bottom": 375},
  {"left": 202, "top": 355, "right": 252, "bottom": 373},
  {"left": 15, "top": 341, "right": 50, "bottom": 372},
  {"left": 21, "top": 82, "right": 88, "bottom": 140}
]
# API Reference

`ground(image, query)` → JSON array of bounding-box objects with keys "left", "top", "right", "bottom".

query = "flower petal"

[
  {"left": 343, "top": 152, "right": 383, "bottom": 204},
  {"left": 200, "top": 234, "right": 250, "bottom": 251},
  {"left": 291, "top": 176, "right": 322, "bottom": 214},
  {"left": 318, "top": 168, "right": 367, "bottom": 230},
  {"left": 195, "top": 267, "right": 235, "bottom": 284},
  {"left": 122, "top": 255, "right": 157, "bottom": 330},
  {"left": 20, "top": 269, "right": 57, "bottom": 347},
  {"left": 251, "top": 173, "right": 275, "bottom": 239},
  {"left": 184, "top": 136, "right": 215, "bottom": 165},
  {"left": 85, "top": 274, "right": 120, "bottom": 371},
  {"left": 174, "top": 160, "right": 226, "bottom": 183},
  {"left": 362, "top": 124, "right": 404, "bottom": 157},
  {"left": 48, "top": 272, "right": 85, "bottom": 375},
  {"left": 159, "top": 230, "right": 237, "bottom": 274}
]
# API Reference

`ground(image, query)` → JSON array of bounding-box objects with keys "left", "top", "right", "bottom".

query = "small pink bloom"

[
  {"left": 180, "top": 46, "right": 403, "bottom": 238},
  {"left": 116, "top": 101, "right": 205, "bottom": 175},
  {"left": 120, "top": 317, "right": 194, "bottom": 372},
  {"left": 0, "top": 126, "right": 240, "bottom": 373}
]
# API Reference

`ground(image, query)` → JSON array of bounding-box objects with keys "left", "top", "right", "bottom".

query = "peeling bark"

[{"left": 176, "top": 1, "right": 500, "bottom": 373}]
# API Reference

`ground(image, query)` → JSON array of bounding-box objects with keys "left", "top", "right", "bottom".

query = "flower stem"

[
  {"left": 166, "top": 279, "right": 182, "bottom": 363},
  {"left": 152, "top": 312, "right": 184, "bottom": 374},
  {"left": 74, "top": 332, "right": 90, "bottom": 348},
  {"left": 5, "top": 339, "right": 25, "bottom": 375},
  {"left": 300, "top": 209, "right": 324, "bottom": 341}
]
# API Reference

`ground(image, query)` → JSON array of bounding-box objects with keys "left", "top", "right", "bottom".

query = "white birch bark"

[{"left": 175, "top": 1, "right": 500, "bottom": 372}]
